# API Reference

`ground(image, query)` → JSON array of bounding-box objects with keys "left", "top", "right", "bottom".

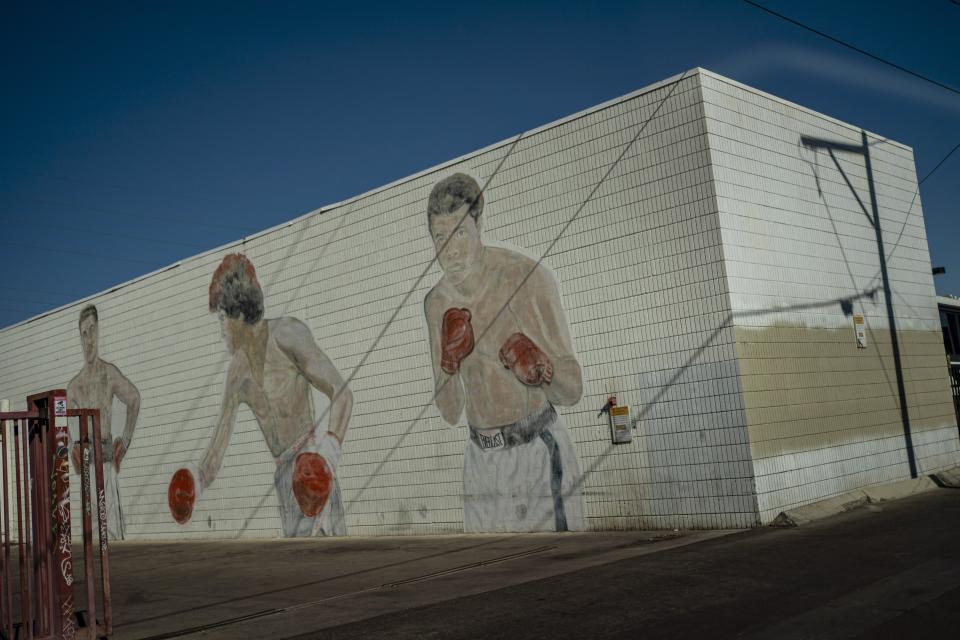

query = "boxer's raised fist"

[
  {"left": 168, "top": 467, "right": 199, "bottom": 525},
  {"left": 499, "top": 332, "right": 553, "bottom": 386},
  {"left": 292, "top": 453, "right": 334, "bottom": 517},
  {"left": 440, "top": 307, "right": 475, "bottom": 374}
]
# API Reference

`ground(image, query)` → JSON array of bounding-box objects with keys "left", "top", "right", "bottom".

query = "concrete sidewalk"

[{"left": 100, "top": 528, "right": 733, "bottom": 639}]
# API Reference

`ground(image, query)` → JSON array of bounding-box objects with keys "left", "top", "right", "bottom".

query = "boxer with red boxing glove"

[
  {"left": 441, "top": 307, "right": 475, "bottom": 374},
  {"left": 424, "top": 173, "right": 586, "bottom": 533},
  {"left": 167, "top": 253, "right": 353, "bottom": 537}
]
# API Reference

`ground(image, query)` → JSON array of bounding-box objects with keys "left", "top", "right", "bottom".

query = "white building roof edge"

[{"left": 696, "top": 68, "right": 913, "bottom": 153}]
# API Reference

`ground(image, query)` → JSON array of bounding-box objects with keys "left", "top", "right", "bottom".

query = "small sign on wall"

[
  {"left": 54, "top": 394, "right": 68, "bottom": 428},
  {"left": 54, "top": 395, "right": 67, "bottom": 416},
  {"left": 610, "top": 405, "right": 632, "bottom": 444},
  {"left": 853, "top": 315, "right": 867, "bottom": 349}
]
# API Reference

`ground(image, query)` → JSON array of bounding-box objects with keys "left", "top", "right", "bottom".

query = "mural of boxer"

[
  {"left": 167, "top": 253, "right": 353, "bottom": 536},
  {"left": 423, "top": 173, "right": 586, "bottom": 533},
  {"left": 67, "top": 304, "right": 142, "bottom": 540}
]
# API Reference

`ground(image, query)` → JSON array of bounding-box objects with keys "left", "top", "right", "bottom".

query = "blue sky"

[{"left": 1, "top": 0, "right": 957, "bottom": 328}]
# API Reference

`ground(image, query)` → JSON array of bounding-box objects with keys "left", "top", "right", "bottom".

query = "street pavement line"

[
  {"left": 286, "top": 544, "right": 557, "bottom": 609},
  {"left": 132, "top": 545, "right": 555, "bottom": 639},
  {"left": 133, "top": 609, "right": 282, "bottom": 640}
]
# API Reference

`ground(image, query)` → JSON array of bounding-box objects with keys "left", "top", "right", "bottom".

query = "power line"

[
  {"left": 332, "top": 71, "right": 689, "bottom": 438},
  {"left": 342, "top": 73, "right": 692, "bottom": 506},
  {"left": 920, "top": 141, "right": 960, "bottom": 184},
  {"left": 746, "top": 0, "right": 960, "bottom": 270},
  {"left": 877, "top": 140, "right": 959, "bottom": 264},
  {"left": 742, "top": 0, "right": 960, "bottom": 97},
  {"left": 811, "top": 136, "right": 959, "bottom": 291}
]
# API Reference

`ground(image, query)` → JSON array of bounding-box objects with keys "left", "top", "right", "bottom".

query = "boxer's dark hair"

[
  {"left": 78, "top": 304, "right": 98, "bottom": 328},
  {"left": 427, "top": 173, "right": 484, "bottom": 225},
  {"left": 209, "top": 253, "right": 264, "bottom": 325}
]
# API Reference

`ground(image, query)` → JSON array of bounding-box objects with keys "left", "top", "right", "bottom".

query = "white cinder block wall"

[
  {"left": 699, "top": 70, "right": 959, "bottom": 522},
  {"left": 0, "top": 70, "right": 757, "bottom": 538},
  {"left": 1, "top": 69, "right": 955, "bottom": 538}
]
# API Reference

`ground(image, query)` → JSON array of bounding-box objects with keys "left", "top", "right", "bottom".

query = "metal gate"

[{"left": 1, "top": 389, "right": 112, "bottom": 640}]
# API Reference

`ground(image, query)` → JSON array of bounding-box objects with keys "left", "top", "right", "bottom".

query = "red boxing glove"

[
  {"left": 292, "top": 452, "right": 334, "bottom": 517},
  {"left": 499, "top": 332, "right": 553, "bottom": 386},
  {"left": 440, "top": 307, "right": 475, "bottom": 374},
  {"left": 168, "top": 468, "right": 198, "bottom": 525}
]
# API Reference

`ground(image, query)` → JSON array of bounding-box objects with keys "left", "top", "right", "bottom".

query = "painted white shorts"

[
  {"left": 82, "top": 442, "right": 124, "bottom": 541},
  {"left": 273, "top": 425, "right": 346, "bottom": 537},
  {"left": 464, "top": 404, "right": 585, "bottom": 533}
]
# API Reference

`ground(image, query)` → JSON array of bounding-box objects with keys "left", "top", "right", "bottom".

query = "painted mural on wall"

[
  {"left": 167, "top": 254, "right": 354, "bottom": 537},
  {"left": 423, "top": 173, "right": 586, "bottom": 533},
  {"left": 67, "top": 304, "right": 142, "bottom": 540}
]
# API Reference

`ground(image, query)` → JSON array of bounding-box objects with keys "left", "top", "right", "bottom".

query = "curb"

[
  {"left": 771, "top": 466, "right": 960, "bottom": 528},
  {"left": 931, "top": 466, "right": 960, "bottom": 488}
]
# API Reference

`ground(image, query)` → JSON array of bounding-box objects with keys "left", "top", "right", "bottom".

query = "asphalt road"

[
  {"left": 16, "top": 487, "right": 956, "bottom": 639},
  {"left": 288, "top": 489, "right": 960, "bottom": 640}
]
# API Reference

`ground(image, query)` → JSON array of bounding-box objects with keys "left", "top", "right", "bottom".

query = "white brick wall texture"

[{"left": 0, "top": 69, "right": 955, "bottom": 539}]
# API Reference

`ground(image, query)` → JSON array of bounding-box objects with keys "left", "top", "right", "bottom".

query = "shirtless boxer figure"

[
  {"left": 423, "top": 173, "right": 586, "bottom": 532},
  {"left": 68, "top": 304, "right": 141, "bottom": 540},
  {"left": 167, "top": 254, "right": 353, "bottom": 536}
]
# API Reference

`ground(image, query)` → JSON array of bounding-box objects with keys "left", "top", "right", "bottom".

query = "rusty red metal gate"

[{"left": 1, "top": 390, "right": 112, "bottom": 640}]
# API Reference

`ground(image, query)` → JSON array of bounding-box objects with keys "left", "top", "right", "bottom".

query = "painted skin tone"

[
  {"left": 68, "top": 314, "right": 141, "bottom": 473},
  {"left": 196, "top": 313, "right": 353, "bottom": 490},
  {"left": 424, "top": 205, "right": 583, "bottom": 428}
]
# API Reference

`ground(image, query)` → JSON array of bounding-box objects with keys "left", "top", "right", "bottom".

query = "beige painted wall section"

[
  {"left": 737, "top": 325, "right": 956, "bottom": 512},
  {"left": 736, "top": 323, "right": 955, "bottom": 456}
]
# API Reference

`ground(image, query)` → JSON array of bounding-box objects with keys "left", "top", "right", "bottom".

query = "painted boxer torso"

[
  {"left": 229, "top": 318, "right": 318, "bottom": 457},
  {"left": 68, "top": 361, "right": 116, "bottom": 439},
  {"left": 427, "top": 247, "right": 563, "bottom": 428}
]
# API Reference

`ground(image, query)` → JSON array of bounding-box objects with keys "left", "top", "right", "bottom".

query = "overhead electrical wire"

[
  {"left": 878, "top": 141, "right": 959, "bottom": 263},
  {"left": 742, "top": 0, "right": 960, "bottom": 97},
  {"left": 919, "top": 142, "right": 960, "bottom": 184},
  {"left": 743, "top": 1, "right": 959, "bottom": 266}
]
